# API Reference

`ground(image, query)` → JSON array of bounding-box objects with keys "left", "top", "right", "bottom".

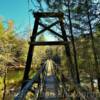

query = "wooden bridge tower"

[{"left": 21, "top": 12, "right": 79, "bottom": 89}]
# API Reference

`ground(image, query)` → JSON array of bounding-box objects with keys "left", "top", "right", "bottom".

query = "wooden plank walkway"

[
  {"left": 43, "top": 75, "right": 59, "bottom": 99},
  {"left": 38, "top": 60, "right": 62, "bottom": 100}
]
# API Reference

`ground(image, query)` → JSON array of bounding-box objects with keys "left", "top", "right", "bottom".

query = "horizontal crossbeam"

[
  {"left": 30, "top": 41, "right": 68, "bottom": 46},
  {"left": 33, "top": 12, "right": 64, "bottom": 18}
]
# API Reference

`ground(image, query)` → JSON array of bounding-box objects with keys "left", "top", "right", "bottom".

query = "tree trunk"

[{"left": 2, "top": 67, "right": 7, "bottom": 100}]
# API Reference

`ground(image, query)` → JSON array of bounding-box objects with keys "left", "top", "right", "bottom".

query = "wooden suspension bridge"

[{"left": 14, "top": 12, "right": 99, "bottom": 100}]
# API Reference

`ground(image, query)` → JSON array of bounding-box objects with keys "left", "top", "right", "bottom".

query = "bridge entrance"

[{"left": 21, "top": 12, "right": 78, "bottom": 89}]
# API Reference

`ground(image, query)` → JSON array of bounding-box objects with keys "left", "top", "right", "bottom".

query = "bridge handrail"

[
  {"left": 67, "top": 78, "right": 97, "bottom": 100},
  {"left": 53, "top": 61, "right": 96, "bottom": 100},
  {"left": 14, "top": 65, "right": 45, "bottom": 100},
  {"left": 53, "top": 61, "right": 72, "bottom": 99}
]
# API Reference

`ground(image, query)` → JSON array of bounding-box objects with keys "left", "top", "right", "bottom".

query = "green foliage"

[
  {"left": 0, "top": 21, "right": 4, "bottom": 36},
  {"left": 0, "top": 19, "right": 28, "bottom": 71},
  {"left": 96, "top": 23, "right": 100, "bottom": 32},
  {"left": 37, "top": 34, "right": 46, "bottom": 41}
]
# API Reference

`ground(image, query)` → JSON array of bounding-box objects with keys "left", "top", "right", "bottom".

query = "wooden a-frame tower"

[{"left": 21, "top": 12, "right": 78, "bottom": 89}]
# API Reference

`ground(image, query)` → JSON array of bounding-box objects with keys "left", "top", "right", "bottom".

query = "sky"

[
  {"left": 0, "top": 0, "right": 58, "bottom": 40},
  {"left": 0, "top": 0, "right": 32, "bottom": 33}
]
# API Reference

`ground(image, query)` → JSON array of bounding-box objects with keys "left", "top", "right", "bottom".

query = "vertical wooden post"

[
  {"left": 59, "top": 17, "right": 75, "bottom": 81},
  {"left": 21, "top": 16, "right": 40, "bottom": 89}
]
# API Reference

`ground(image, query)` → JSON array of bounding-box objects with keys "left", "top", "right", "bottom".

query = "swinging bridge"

[{"left": 14, "top": 12, "right": 99, "bottom": 100}]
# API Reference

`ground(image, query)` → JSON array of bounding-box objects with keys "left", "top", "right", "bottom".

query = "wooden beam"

[
  {"left": 21, "top": 17, "right": 40, "bottom": 89},
  {"left": 33, "top": 12, "right": 64, "bottom": 18},
  {"left": 30, "top": 41, "right": 67, "bottom": 46}
]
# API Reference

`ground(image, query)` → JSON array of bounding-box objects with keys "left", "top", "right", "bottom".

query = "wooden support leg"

[
  {"left": 59, "top": 17, "right": 75, "bottom": 81},
  {"left": 21, "top": 17, "right": 40, "bottom": 89}
]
